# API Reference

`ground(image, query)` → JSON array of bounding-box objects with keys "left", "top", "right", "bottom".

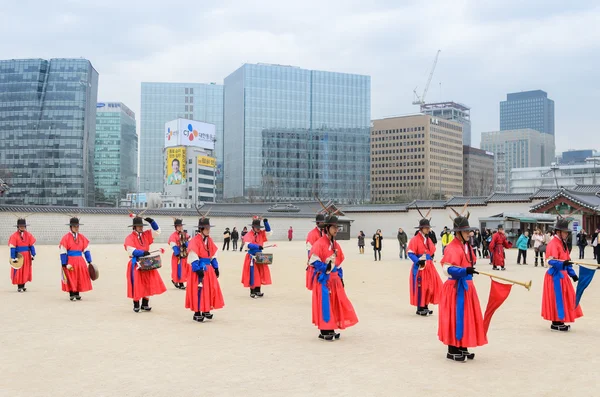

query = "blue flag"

[{"left": 576, "top": 266, "right": 597, "bottom": 307}]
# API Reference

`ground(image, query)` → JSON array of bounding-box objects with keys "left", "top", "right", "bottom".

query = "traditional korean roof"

[
  {"left": 529, "top": 189, "right": 561, "bottom": 199},
  {"left": 406, "top": 200, "right": 447, "bottom": 209},
  {"left": 341, "top": 204, "right": 408, "bottom": 213},
  {"left": 530, "top": 188, "right": 600, "bottom": 213},
  {"left": 445, "top": 196, "right": 487, "bottom": 206},
  {"left": 571, "top": 184, "right": 600, "bottom": 193},
  {"left": 485, "top": 193, "right": 533, "bottom": 203}
]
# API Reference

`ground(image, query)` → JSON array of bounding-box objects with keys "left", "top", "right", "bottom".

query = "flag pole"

[
  {"left": 572, "top": 261, "right": 600, "bottom": 268},
  {"left": 477, "top": 271, "right": 532, "bottom": 291}
]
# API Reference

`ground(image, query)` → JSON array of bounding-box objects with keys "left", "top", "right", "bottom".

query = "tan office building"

[
  {"left": 463, "top": 145, "right": 495, "bottom": 196},
  {"left": 370, "top": 114, "right": 463, "bottom": 202}
]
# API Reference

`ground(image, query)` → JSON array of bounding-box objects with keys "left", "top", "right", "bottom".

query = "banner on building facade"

[
  {"left": 166, "top": 147, "right": 186, "bottom": 185},
  {"left": 197, "top": 155, "right": 216, "bottom": 168},
  {"left": 165, "top": 118, "right": 216, "bottom": 150}
]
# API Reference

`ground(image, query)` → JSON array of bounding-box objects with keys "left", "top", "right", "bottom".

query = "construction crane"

[{"left": 412, "top": 49, "right": 441, "bottom": 106}]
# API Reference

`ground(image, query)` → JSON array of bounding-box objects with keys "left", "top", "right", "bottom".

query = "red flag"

[{"left": 483, "top": 279, "right": 513, "bottom": 334}]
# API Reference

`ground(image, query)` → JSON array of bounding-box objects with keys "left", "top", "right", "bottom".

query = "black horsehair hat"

[
  {"left": 174, "top": 218, "right": 184, "bottom": 226},
  {"left": 16, "top": 218, "right": 29, "bottom": 227},
  {"left": 250, "top": 217, "right": 264, "bottom": 228},
  {"left": 130, "top": 216, "right": 147, "bottom": 228},
  {"left": 415, "top": 205, "right": 434, "bottom": 229},
  {"left": 67, "top": 217, "right": 83, "bottom": 226},
  {"left": 198, "top": 217, "right": 215, "bottom": 229},
  {"left": 552, "top": 217, "right": 570, "bottom": 232},
  {"left": 324, "top": 214, "right": 339, "bottom": 227},
  {"left": 449, "top": 200, "right": 478, "bottom": 232},
  {"left": 315, "top": 213, "right": 325, "bottom": 223}
]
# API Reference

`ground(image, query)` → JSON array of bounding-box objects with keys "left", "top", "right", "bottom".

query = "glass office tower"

[
  {"left": 0, "top": 58, "right": 99, "bottom": 206},
  {"left": 94, "top": 102, "right": 137, "bottom": 203},
  {"left": 500, "top": 90, "right": 555, "bottom": 135},
  {"left": 140, "top": 82, "right": 224, "bottom": 195},
  {"left": 223, "top": 63, "right": 371, "bottom": 203}
]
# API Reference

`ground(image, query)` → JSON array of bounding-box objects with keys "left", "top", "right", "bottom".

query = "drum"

[
  {"left": 254, "top": 252, "right": 273, "bottom": 265},
  {"left": 88, "top": 263, "right": 99, "bottom": 281},
  {"left": 10, "top": 253, "right": 24, "bottom": 270},
  {"left": 138, "top": 255, "right": 162, "bottom": 271}
]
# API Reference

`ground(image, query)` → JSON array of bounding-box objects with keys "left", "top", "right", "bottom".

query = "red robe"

[
  {"left": 168, "top": 231, "right": 190, "bottom": 283},
  {"left": 309, "top": 235, "right": 359, "bottom": 330},
  {"left": 489, "top": 232, "right": 512, "bottom": 267},
  {"left": 241, "top": 229, "right": 272, "bottom": 287},
  {"left": 185, "top": 235, "right": 225, "bottom": 312},
  {"left": 541, "top": 235, "right": 583, "bottom": 322},
  {"left": 59, "top": 233, "right": 93, "bottom": 293},
  {"left": 305, "top": 227, "right": 323, "bottom": 290},
  {"left": 8, "top": 231, "right": 36, "bottom": 285},
  {"left": 407, "top": 232, "right": 443, "bottom": 307},
  {"left": 438, "top": 238, "right": 487, "bottom": 348},
  {"left": 124, "top": 230, "right": 167, "bottom": 301}
]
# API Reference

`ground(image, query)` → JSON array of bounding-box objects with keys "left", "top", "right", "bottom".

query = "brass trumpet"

[{"left": 477, "top": 271, "right": 532, "bottom": 291}]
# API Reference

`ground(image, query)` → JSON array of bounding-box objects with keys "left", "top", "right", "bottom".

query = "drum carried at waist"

[
  {"left": 138, "top": 255, "right": 162, "bottom": 271},
  {"left": 88, "top": 263, "right": 100, "bottom": 281},
  {"left": 254, "top": 252, "right": 273, "bottom": 265},
  {"left": 9, "top": 253, "right": 24, "bottom": 270}
]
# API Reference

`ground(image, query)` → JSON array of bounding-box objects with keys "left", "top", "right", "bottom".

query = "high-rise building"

[
  {"left": 561, "top": 149, "right": 596, "bottom": 165},
  {"left": 0, "top": 58, "right": 99, "bottom": 206},
  {"left": 463, "top": 146, "right": 494, "bottom": 196},
  {"left": 140, "top": 82, "right": 223, "bottom": 195},
  {"left": 94, "top": 102, "right": 137, "bottom": 204},
  {"left": 500, "top": 90, "right": 555, "bottom": 135},
  {"left": 480, "top": 128, "right": 555, "bottom": 193},
  {"left": 370, "top": 114, "right": 464, "bottom": 202},
  {"left": 421, "top": 102, "right": 471, "bottom": 146},
  {"left": 223, "top": 63, "right": 370, "bottom": 203},
  {"left": 510, "top": 163, "right": 600, "bottom": 193}
]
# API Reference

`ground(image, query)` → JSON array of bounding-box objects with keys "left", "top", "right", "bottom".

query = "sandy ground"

[{"left": 1, "top": 240, "right": 599, "bottom": 397}]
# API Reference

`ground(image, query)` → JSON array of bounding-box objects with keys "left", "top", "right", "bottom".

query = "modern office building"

[
  {"left": 500, "top": 90, "right": 555, "bottom": 135},
  {"left": 510, "top": 161, "right": 600, "bottom": 194},
  {"left": 94, "top": 102, "right": 137, "bottom": 204},
  {"left": 370, "top": 114, "right": 464, "bottom": 202},
  {"left": 140, "top": 82, "right": 223, "bottom": 195},
  {"left": 421, "top": 101, "right": 471, "bottom": 146},
  {"left": 0, "top": 58, "right": 99, "bottom": 206},
  {"left": 561, "top": 149, "right": 596, "bottom": 165},
  {"left": 463, "top": 146, "right": 495, "bottom": 196},
  {"left": 481, "top": 128, "right": 555, "bottom": 193},
  {"left": 223, "top": 63, "right": 371, "bottom": 203}
]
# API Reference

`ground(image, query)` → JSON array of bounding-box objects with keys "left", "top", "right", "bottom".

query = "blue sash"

[
  {"left": 16, "top": 246, "right": 30, "bottom": 253},
  {"left": 317, "top": 268, "right": 340, "bottom": 323},
  {"left": 547, "top": 263, "right": 566, "bottom": 321},
  {"left": 67, "top": 250, "right": 82, "bottom": 256},
  {"left": 450, "top": 274, "right": 473, "bottom": 341}
]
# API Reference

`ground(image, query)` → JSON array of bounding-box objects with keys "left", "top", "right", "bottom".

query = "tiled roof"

[
  {"left": 486, "top": 193, "right": 533, "bottom": 203},
  {"left": 529, "top": 189, "right": 561, "bottom": 199},
  {"left": 530, "top": 189, "right": 600, "bottom": 212},
  {"left": 445, "top": 196, "right": 487, "bottom": 206},
  {"left": 407, "top": 200, "right": 447, "bottom": 209},
  {"left": 341, "top": 204, "right": 408, "bottom": 213},
  {"left": 571, "top": 185, "right": 600, "bottom": 193}
]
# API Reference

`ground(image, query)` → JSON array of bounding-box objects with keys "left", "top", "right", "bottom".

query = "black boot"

[
  {"left": 69, "top": 291, "right": 76, "bottom": 301},
  {"left": 447, "top": 345, "right": 466, "bottom": 362},
  {"left": 202, "top": 312, "right": 213, "bottom": 320},
  {"left": 141, "top": 298, "right": 152, "bottom": 311},
  {"left": 250, "top": 288, "right": 257, "bottom": 298},
  {"left": 416, "top": 307, "right": 429, "bottom": 316},
  {"left": 17, "top": 284, "right": 25, "bottom": 292},
  {"left": 459, "top": 347, "right": 475, "bottom": 360},
  {"left": 179, "top": 283, "right": 186, "bottom": 290},
  {"left": 193, "top": 311, "right": 204, "bottom": 322},
  {"left": 255, "top": 286, "right": 264, "bottom": 297},
  {"left": 133, "top": 300, "right": 140, "bottom": 313},
  {"left": 425, "top": 305, "right": 433, "bottom": 315},
  {"left": 75, "top": 292, "right": 82, "bottom": 301},
  {"left": 318, "top": 330, "right": 335, "bottom": 341},
  {"left": 551, "top": 321, "right": 570, "bottom": 332}
]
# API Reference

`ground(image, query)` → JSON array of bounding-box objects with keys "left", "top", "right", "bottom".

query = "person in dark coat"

[{"left": 372, "top": 230, "right": 383, "bottom": 261}]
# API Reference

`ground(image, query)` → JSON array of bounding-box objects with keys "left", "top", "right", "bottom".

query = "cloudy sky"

[{"left": 2, "top": 0, "right": 599, "bottom": 150}]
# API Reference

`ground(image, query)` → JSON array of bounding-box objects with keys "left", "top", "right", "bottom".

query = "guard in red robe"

[
  {"left": 489, "top": 225, "right": 512, "bottom": 271},
  {"left": 168, "top": 218, "right": 189, "bottom": 289},
  {"left": 438, "top": 215, "right": 487, "bottom": 362},
  {"left": 309, "top": 215, "right": 358, "bottom": 340},
  {"left": 241, "top": 217, "right": 272, "bottom": 298},
  {"left": 305, "top": 213, "right": 325, "bottom": 290},
  {"left": 186, "top": 217, "right": 225, "bottom": 322},
  {"left": 9, "top": 218, "right": 36, "bottom": 292},
  {"left": 408, "top": 218, "right": 443, "bottom": 316},
  {"left": 124, "top": 216, "right": 167, "bottom": 312},
  {"left": 541, "top": 218, "right": 583, "bottom": 331},
  {"left": 59, "top": 217, "right": 93, "bottom": 301}
]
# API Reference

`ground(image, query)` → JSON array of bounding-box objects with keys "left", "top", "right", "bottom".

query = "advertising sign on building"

[
  {"left": 165, "top": 118, "right": 215, "bottom": 150},
  {"left": 166, "top": 147, "right": 186, "bottom": 185},
  {"left": 197, "top": 155, "right": 216, "bottom": 168}
]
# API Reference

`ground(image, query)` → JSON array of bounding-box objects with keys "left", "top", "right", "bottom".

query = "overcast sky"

[{"left": 2, "top": 0, "right": 599, "bottom": 151}]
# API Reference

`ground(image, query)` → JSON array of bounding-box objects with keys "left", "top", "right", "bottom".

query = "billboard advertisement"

[
  {"left": 166, "top": 147, "right": 186, "bottom": 185},
  {"left": 165, "top": 118, "right": 215, "bottom": 150},
  {"left": 197, "top": 155, "right": 216, "bottom": 168}
]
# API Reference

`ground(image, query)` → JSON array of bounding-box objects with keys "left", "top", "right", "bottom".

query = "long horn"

[
  {"left": 314, "top": 193, "right": 330, "bottom": 214},
  {"left": 195, "top": 204, "right": 203, "bottom": 217},
  {"left": 425, "top": 207, "right": 432, "bottom": 219},
  {"left": 450, "top": 207, "right": 460, "bottom": 217},
  {"left": 203, "top": 207, "right": 212, "bottom": 219},
  {"left": 414, "top": 203, "right": 425, "bottom": 219},
  {"left": 477, "top": 271, "right": 532, "bottom": 291},
  {"left": 138, "top": 208, "right": 148, "bottom": 217},
  {"left": 460, "top": 200, "right": 470, "bottom": 215}
]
